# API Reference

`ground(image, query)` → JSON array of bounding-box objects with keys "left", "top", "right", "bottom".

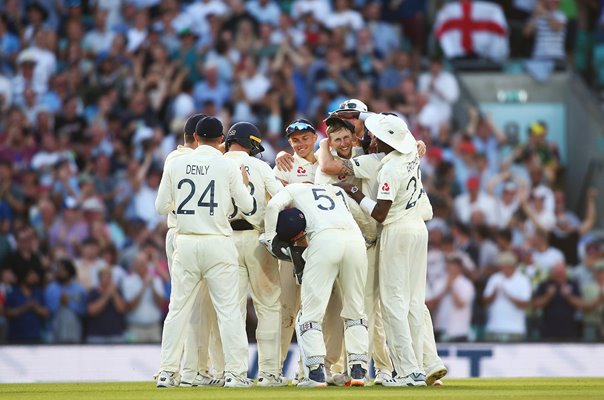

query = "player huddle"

[{"left": 154, "top": 99, "right": 448, "bottom": 388}]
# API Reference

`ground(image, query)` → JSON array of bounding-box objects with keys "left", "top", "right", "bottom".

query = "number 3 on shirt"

[
  {"left": 229, "top": 182, "right": 258, "bottom": 218},
  {"left": 177, "top": 179, "right": 218, "bottom": 216}
]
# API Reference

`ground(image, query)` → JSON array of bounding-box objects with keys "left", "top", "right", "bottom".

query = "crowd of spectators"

[{"left": 0, "top": 0, "right": 603, "bottom": 344}]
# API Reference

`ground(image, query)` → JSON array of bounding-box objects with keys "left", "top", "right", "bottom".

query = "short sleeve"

[
  {"left": 376, "top": 163, "right": 403, "bottom": 202},
  {"left": 351, "top": 154, "right": 381, "bottom": 180},
  {"left": 273, "top": 165, "right": 289, "bottom": 184}
]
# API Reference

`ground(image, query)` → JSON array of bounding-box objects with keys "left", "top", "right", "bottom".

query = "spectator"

[
  {"left": 45, "top": 259, "right": 86, "bottom": 343},
  {"left": 454, "top": 177, "right": 498, "bottom": 227},
  {"left": 524, "top": 0, "right": 567, "bottom": 61},
  {"left": 530, "top": 228, "right": 565, "bottom": 280},
  {"left": 483, "top": 251, "right": 532, "bottom": 341},
  {"left": 82, "top": 9, "right": 116, "bottom": 55},
  {"left": 574, "top": 238, "right": 604, "bottom": 290},
  {"left": 193, "top": 62, "right": 231, "bottom": 111},
  {"left": 533, "top": 262, "right": 601, "bottom": 340},
  {"left": 427, "top": 255, "right": 475, "bottom": 342},
  {"left": 121, "top": 253, "right": 165, "bottom": 343},
  {"left": 2, "top": 226, "right": 44, "bottom": 285},
  {"left": 4, "top": 267, "right": 48, "bottom": 343},
  {"left": 417, "top": 57, "right": 459, "bottom": 137},
  {"left": 246, "top": 0, "right": 282, "bottom": 27},
  {"left": 74, "top": 238, "right": 107, "bottom": 292},
  {"left": 86, "top": 268, "right": 126, "bottom": 344},
  {"left": 580, "top": 260, "right": 604, "bottom": 341},
  {"left": 48, "top": 197, "right": 88, "bottom": 258},
  {"left": 521, "top": 186, "right": 557, "bottom": 235},
  {"left": 549, "top": 188, "right": 597, "bottom": 265}
]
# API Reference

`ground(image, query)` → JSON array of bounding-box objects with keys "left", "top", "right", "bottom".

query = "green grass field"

[{"left": 1, "top": 378, "right": 604, "bottom": 400}]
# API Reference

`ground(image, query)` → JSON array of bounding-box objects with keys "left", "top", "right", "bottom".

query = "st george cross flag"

[{"left": 435, "top": 0, "right": 509, "bottom": 61}]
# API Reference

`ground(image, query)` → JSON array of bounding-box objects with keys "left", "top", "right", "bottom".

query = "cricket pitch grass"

[{"left": 1, "top": 378, "right": 604, "bottom": 400}]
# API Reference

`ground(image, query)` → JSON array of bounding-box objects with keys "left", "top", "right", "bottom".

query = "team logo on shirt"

[
  {"left": 338, "top": 175, "right": 346, "bottom": 181},
  {"left": 297, "top": 166, "right": 307, "bottom": 175},
  {"left": 382, "top": 183, "right": 390, "bottom": 192}
]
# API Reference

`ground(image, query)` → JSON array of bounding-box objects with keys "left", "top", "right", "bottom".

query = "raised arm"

[{"left": 318, "top": 139, "right": 354, "bottom": 176}]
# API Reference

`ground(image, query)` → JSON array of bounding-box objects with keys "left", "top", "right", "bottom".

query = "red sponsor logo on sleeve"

[
  {"left": 382, "top": 183, "right": 390, "bottom": 192},
  {"left": 338, "top": 175, "right": 346, "bottom": 181},
  {"left": 297, "top": 166, "right": 307, "bottom": 174}
]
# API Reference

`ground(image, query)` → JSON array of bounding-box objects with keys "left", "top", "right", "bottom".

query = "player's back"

[
  {"left": 379, "top": 152, "right": 424, "bottom": 225},
  {"left": 166, "top": 146, "right": 244, "bottom": 236},
  {"left": 285, "top": 183, "right": 361, "bottom": 240},
  {"left": 224, "top": 151, "right": 283, "bottom": 231},
  {"left": 164, "top": 145, "right": 194, "bottom": 229}
]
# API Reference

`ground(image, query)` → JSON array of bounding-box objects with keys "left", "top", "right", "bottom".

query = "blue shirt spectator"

[
  {"left": 5, "top": 268, "right": 48, "bottom": 343},
  {"left": 45, "top": 259, "right": 86, "bottom": 343}
]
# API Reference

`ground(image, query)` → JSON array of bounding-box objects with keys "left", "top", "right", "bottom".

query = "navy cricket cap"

[
  {"left": 195, "top": 116, "right": 223, "bottom": 138},
  {"left": 276, "top": 208, "right": 306, "bottom": 242},
  {"left": 184, "top": 114, "right": 207, "bottom": 136}
]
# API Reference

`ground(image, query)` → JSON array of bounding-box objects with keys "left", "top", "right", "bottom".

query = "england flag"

[{"left": 435, "top": 0, "right": 509, "bottom": 61}]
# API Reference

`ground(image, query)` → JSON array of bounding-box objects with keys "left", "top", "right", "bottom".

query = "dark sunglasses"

[{"left": 286, "top": 122, "right": 315, "bottom": 136}]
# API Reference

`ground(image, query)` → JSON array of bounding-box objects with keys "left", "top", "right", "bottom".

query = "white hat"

[
  {"left": 82, "top": 197, "right": 106, "bottom": 213},
  {"left": 532, "top": 186, "right": 550, "bottom": 199},
  {"left": 17, "top": 50, "right": 37, "bottom": 65},
  {"left": 364, "top": 113, "right": 416, "bottom": 154},
  {"left": 335, "top": 98, "right": 368, "bottom": 113}
]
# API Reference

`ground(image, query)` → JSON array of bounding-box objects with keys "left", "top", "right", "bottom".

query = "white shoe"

[
  {"left": 257, "top": 373, "right": 287, "bottom": 387},
  {"left": 382, "top": 371, "right": 426, "bottom": 387},
  {"left": 332, "top": 372, "right": 351, "bottom": 386},
  {"left": 374, "top": 369, "right": 392, "bottom": 385},
  {"left": 224, "top": 372, "right": 253, "bottom": 388},
  {"left": 425, "top": 363, "right": 447, "bottom": 386},
  {"left": 297, "top": 379, "right": 327, "bottom": 387},
  {"left": 156, "top": 371, "right": 178, "bottom": 388},
  {"left": 180, "top": 372, "right": 224, "bottom": 387}
]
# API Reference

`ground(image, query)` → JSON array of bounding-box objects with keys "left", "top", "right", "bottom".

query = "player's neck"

[{"left": 297, "top": 152, "right": 316, "bottom": 164}]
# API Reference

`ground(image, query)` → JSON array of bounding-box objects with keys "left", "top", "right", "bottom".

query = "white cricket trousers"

[
  {"left": 166, "top": 228, "right": 224, "bottom": 381},
  {"left": 365, "top": 244, "right": 393, "bottom": 372},
  {"left": 279, "top": 259, "right": 300, "bottom": 367},
  {"left": 378, "top": 216, "right": 428, "bottom": 376},
  {"left": 233, "top": 229, "right": 282, "bottom": 376},
  {"left": 159, "top": 234, "right": 248, "bottom": 376},
  {"left": 298, "top": 229, "right": 368, "bottom": 370}
]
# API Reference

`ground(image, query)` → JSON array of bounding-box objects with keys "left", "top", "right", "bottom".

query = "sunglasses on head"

[
  {"left": 286, "top": 122, "right": 315, "bottom": 135},
  {"left": 340, "top": 102, "right": 357, "bottom": 110}
]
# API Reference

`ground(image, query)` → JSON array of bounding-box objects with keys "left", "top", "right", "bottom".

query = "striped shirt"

[{"left": 533, "top": 11, "right": 567, "bottom": 60}]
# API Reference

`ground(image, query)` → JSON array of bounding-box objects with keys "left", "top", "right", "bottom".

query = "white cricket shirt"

[
  {"left": 155, "top": 145, "right": 254, "bottom": 236},
  {"left": 224, "top": 151, "right": 284, "bottom": 231},
  {"left": 163, "top": 145, "right": 194, "bottom": 229},
  {"left": 273, "top": 153, "right": 317, "bottom": 184},
  {"left": 264, "top": 183, "right": 361, "bottom": 241}
]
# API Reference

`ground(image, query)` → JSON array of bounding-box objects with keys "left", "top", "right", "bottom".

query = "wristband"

[{"left": 360, "top": 197, "right": 377, "bottom": 215}]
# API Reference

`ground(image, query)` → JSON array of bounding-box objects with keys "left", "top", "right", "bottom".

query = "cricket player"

[
  {"left": 315, "top": 116, "right": 393, "bottom": 385},
  {"left": 223, "top": 122, "right": 286, "bottom": 386},
  {"left": 162, "top": 114, "right": 225, "bottom": 387},
  {"left": 155, "top": 116, "right": 254, "bottom": 388},
  {"left": 320, "top": 106, "right": 446, "bottom": 386},
  {"left": 338, "top": 113, "right": 428, "bottom": 386},
  {"left": 264, "top": 184, "right": 369, "bottom": 387},
  {"left": 272, "top": 119, "right": 317, "bottom": 377}
]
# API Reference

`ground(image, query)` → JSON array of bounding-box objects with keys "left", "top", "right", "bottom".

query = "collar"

[
  {"left": 194, "top": 145, "right": 223, "bottom": 156},
  {"left": 380, "top": 150, "right": 401, "bottom": 165},
  {"left": 294, "top": 152, "right": 316, "bottom": 166},
  {"left": 223, "top": 150, "right": 249, "bottom": 160}
]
